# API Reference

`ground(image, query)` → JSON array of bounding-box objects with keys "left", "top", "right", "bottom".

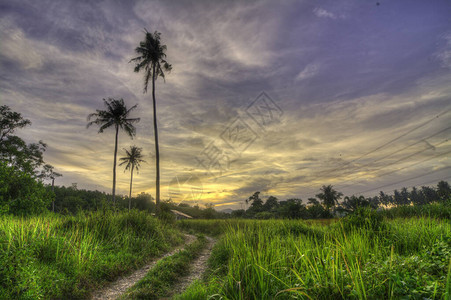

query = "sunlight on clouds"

[{"left": 0, "top": 19, "right": 43, "bottom": 69}]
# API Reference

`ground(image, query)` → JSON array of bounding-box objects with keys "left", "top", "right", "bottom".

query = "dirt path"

[
  {"left": 165, "top": 236, "right": 216, "bottom": 298},
  {"left": 91, "top": 234, "right": 197, "bottom": 300}
]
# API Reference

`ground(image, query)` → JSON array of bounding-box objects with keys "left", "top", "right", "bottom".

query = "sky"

[{"left": 1, "top": 0, "right": 450, "bottom": 210}]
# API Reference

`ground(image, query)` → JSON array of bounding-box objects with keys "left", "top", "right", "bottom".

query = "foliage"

[
  {"left": 131, "top": 29, "right": 172, "bottom": 215},
  {"left": 340, "top": 207, "right": 387, "bottom": 232},
  {"left": 0, "top": 106, "right": 49, "bottom": 177},
  {"left": 176, "top": 218, "right": 450, "bottom": 299},
  {"left": 87, "top": 98, "right": 140, "bottom": 204},
  {"left": 0, "top": 162, "right": 53, "bottom": 215},
  {"left": 0, "top": 105, "right": 31, "bottom": 142},
  {"left": 121, "top": 235, "right": 207, "bottom": 299},
  {"left": 316, "top": 184, "right": 343, "bottom": 212},
  {"left": 0, "top": 211, "right": 183, "bottom": 299}
]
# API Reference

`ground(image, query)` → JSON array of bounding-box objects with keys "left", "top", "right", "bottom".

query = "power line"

[
  {"left": 334, "top": 126, "right": 451, "bottom": 182},
  {"left": 355, "top": 165, "right": 451, "bottom": 195},
  {"left": 336, "top": 140, "right": 450, "bottom": 190},
  {"left": 410, "top": 175, "right": 451, "bottom": 189},
  {"left": 311, "top": 107, "right": 451, "bottom": 179}
]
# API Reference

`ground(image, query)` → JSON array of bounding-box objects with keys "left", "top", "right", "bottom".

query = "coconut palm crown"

[
  {"left": 130, "top": 29, "right": 171, "bottom": 214},
  {"left": 119, "top": 145, "right": 146, "bottom": 210},
  {"left": 87, "top": 98, "right": 140, "bottom": 204}
]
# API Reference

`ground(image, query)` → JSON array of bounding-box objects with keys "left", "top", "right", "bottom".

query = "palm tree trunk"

[
  {"left": 152, "top": 64, "right": 160, "bottom": 215},
  {"left": 129, "top": 164, "right": 134, "bottom": 211},
  {"left": 112, "top": 124, "right": 119, "bottom": 206},
  {"left": 52, "top": 178, "right": 55, "bottom": 212}
]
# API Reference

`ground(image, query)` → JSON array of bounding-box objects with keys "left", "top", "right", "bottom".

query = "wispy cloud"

[
  {"left": 313, "top": 7, "right": 338, "bottom": 19},
  {"left": 1, "top": 0, "right": 450, "bottom": 208}
]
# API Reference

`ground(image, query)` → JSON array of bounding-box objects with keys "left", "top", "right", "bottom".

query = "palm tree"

[
  {"left": 316, "top": 185, "right": 343, "bottom": 213},
  {"left": 130, "top": 29, "right": 172, "bottom": 214},
  {"left": 87, "top": 98, "right": 140, "bottom": 204},
  {"left": 119, "top": 145, "right": 146, "bottom": 210}
]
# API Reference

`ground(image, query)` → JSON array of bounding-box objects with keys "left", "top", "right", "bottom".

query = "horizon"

[{"left": 1, "top": 0, "right": 450, "bottom": 210}]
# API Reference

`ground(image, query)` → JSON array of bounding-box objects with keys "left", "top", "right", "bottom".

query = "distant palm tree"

[
  {"left": 130, "top": 29, "right": 172, "bottom": 214},
  {"left": 87, "top": 98, "right": 140, "bottom": 204},
  {"left": 119, "top": 145, "right": 146, "bottom": 210},
  {"left": 316, "top": 185, "right": 343, "bottom": 212}
]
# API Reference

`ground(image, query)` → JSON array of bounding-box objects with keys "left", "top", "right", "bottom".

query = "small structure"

[{"left": 170, "top": 209, "right": 193, "bottom": 220}]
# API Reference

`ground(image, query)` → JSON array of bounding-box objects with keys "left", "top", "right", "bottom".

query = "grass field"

[
  {"left": 1, "top": 208, "right": 450, "bottom": 299},
  {"left": 178, "top": 216, "right": 451, "bottom": 299},
  {"left": 0, "top": 210, "right": 183, "bottom": 299}
]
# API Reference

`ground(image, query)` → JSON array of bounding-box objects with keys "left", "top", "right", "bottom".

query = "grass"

[
  {"left": 121, "top": 235, "right": 208, "bottom": 299},
  {"left": 176, "top": 217, "right": 451, "bottom": 299},
  {"left": 0, "top": 210, "right": 183, "bottom": 299},
  {"left": 379, "top": 203, "right": 451, "bottom": 219}
]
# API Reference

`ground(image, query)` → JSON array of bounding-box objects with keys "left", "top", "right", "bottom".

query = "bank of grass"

[
  {"left": 0, "top": 210, "right": 183, "bottom": 299},
  {"left": 176, "top": 217, "right": 451, "bottom": 299},
  {"left": 379, "top": 202, "right": 451, "bottom": 219},
  {"left": 121, "top": 235, "right": 207, "bottom": 299}
]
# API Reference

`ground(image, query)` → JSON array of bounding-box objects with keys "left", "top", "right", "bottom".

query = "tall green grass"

[
  {"left": 177, "top": 218, "right": 451, "bottom": 299},
  {"left": 121, "top": 235, "right": 207, "bottom": 299},
  {"left": 0, "top": 210, "right": 183, "bottom": 299}
]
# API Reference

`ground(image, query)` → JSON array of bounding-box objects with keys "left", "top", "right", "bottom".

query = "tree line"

[{"left": 238, "top": 182, "right": 451, "bottom": 219}]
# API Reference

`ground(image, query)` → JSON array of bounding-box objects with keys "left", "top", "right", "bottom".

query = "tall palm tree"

[
  {"left": 87, "top": 98, "right": 140, "bottom": 204},
  {"left": 130, "top": 29, "right": 172, "bottom": 214},
  {"left": 316, "top": 185, "right": 343, "bottom": 213},
  {"left": 119, "top": 145, "right": 146, "bottom": 210}
]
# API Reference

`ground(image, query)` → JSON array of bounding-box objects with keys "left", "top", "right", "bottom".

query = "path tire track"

[
  {"left": 165, "top": 236, "right": 216, "bottom": 299},
  {"left": 91, "top": 234, "right": 197, "bottom": 300}
]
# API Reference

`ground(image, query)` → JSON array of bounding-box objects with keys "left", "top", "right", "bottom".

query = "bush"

[
  {"left": 341, "top": 207, "right": 386, "bottom": 232},
  {"left": 0, "top": 162, "right": 52, "bottom": 215}
]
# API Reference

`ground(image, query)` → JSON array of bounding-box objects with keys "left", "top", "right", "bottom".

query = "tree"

[
  {"left": 316, "top": 185, "right": 343, "bottom": 212},
  {"left": 87, "top": 98, "right": 140, "bottom": 204},
  {"left": 131, "top": 29, "right": 172, "bottom": 214},
  {"left": 246, "top": 191, "right": 263, "bottom": 216},
  {"left": 437, "top": 180, "right": 451, "bottom": 202},
  {"left": 119, "top": 145, "right": 146, "bottom": 210},
  {"left": 0, "top": 106, "right": 47, "bottom": 176},
  {"left": 0, "top": 105, "right": 31, "bottom": 143},
  {"left": 39, "top": 164, "right": 62, "bottom": 212},
  {"left": 307, "top": 197, "right": 320, "bottom": 206},
  {"left": 0, "top": 162, "right": 53, "bottom": 215},
  {"left": 341, "top": 195, "right": 370, "bottom": 213},
  {"left": 263, "top": 195, "right": 279, "bottom": 212},
  {"left": 278, "top": 198, "right": 306, "bottom": 219}
]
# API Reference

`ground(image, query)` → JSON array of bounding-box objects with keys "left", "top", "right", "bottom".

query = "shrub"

[
  {"left": 341, "top": 207, "right": 386, "bottom": 232},
  {"left": 0, "top": 162, "right": 52, "bottom": 215}
]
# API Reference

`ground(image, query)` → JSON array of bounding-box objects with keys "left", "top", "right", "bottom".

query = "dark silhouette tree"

[
  {"left": 421, "top": 186, "right": 437, "bottom": 204},
  {"left": 0, "top": 105, "right": 47, "bottom": 176},
  {"left": 437, "top": 180, "right": 451, "bottom": 201},
  {"left": 0, "top": 105, "right": 31, "bottom": 143},
  {"left": 316, "top": 185, "right": 343, "bottom": 212},
  {"left": 307, "top": 197, "right": 320, "bottom": 206},
  {"left": 246, "top": 191, "right": 263, "bottom": 215},
  {"left": 119, "top": 145, "right": 146, "bottom": 210},
  {"left": 263, "top": 195, "right": 279, "bottom": 211},
  {"left": 341, "top": 195, "right": 370, "bottom": 213},
  {"left": 87, "top": 98, "right": 140, "bottom": 205},
  {"left": 131, "top": 30, "right": 172, "bottom": 214},
  {"left": 39, "top": 164, "right": 62, "bottom": 212},
  {"left": 279, "top": 198, "right": 306, "bottom": 219}
]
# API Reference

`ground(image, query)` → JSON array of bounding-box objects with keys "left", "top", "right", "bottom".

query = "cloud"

[
  {"left": 435, "top": 32, "right": 451, "bottom": 68},
  {"left": 0, "top": 18, "right": 43, "bottom": 69},
  {"left": 313, "top": 7, "right": 339, "bottom": 20},
  {"left": 295, "top": 63, "right": 320, "bottom": 81},
  {"left": 1, "top": 0, "right": 450, "bottom": 207}
]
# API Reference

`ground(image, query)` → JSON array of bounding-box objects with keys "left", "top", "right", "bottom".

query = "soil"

[
  {"left": 165, "top": 236, "right": 216, "bottom": 298},
  {"left": 90, "top": 234, "right": 197, "bottom": 300}
]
